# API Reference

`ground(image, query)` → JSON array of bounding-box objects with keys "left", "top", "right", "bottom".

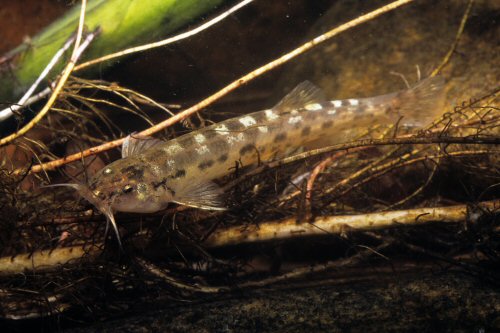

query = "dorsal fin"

[
  {"left": 122, "top": 133, "right": 164, "bottom": 158},
  {"left": 273, "top": 81, "right": 325, "bottom": 113}
]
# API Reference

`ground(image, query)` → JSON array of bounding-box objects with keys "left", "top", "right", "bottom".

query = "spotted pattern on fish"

[
  {"left": 121, "top": 165, "right": 145, "bottom": 180},
  {"left": 301, "top": 126, "right": 311, "bottom": 137},
  {"left": 164, "top": 143, "right": 183, "bottom": 154},
  {"left": 349, "top": 99, "right": 359, "bottom": 106},
  {"left": 322, "top": 120, "right": 334, "bottom": 129},
  {"left": 198, "top": 159, "right": 215, "bottom": 170},
  {"left": 258, "top": 125, "right": 269, "bottom": 133},
  {"left": 239, "top": 115, "right": 257, "bottom": 127},
  {"left": 214, "top": 124, "right": 230, "bottom": 135},
  {"left": 195, "top": 145, "right": 210, "bottom": 155},
  {"left": 172, "top": 169, "right": 186, "bottom": 179},
  {"left": 305, "top": 103, "right": 323, "bottom": 111},
  {"left": 332, "top": 100, "right": 342, "bottom": 108},
  {"left": 218, "top": 153, "right": 229, "bottom": 163},
  {"left": 239, "top": 143, "right": 255, "bottom": 155},
  {"left": 265, "top": 109, "right": 279, "bottom": 120},
  {"left": 78, "top": 77, "right": 445, "bottom": 223},
  {"left": 226, "top": 132, "right": 246, "bottom": 145},
  {"left": 194, "top": 133, "right": 206, "bottom": 144},
  {"left": 274, "top": 133, "right": 287, "bottom": 142},
  {"left": 288, "top": 115, "right": 303, "bottom": 125}
]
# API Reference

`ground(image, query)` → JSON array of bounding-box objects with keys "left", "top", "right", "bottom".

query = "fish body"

[{"left": 60, "top": 77, "right": 445, "bottom": 241}]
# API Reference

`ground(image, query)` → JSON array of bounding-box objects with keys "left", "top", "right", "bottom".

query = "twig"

[
  {"left": 0, "top": 0, "right": 91, "bottom": 147},
  {"left": 324, "top": 148, "right": 426, "bottom": 199},
  {"left": 17, "top": 0, "right": 416, "bottom": 175},
  {"left": 0, "top": 289, "right": 72, "bottom": 320},
  {"left": 0, "top": 36, "right": 75, "bottom": 122},
  {"left": 431, "top": 0, "right": 474, "bottom": 76},
  {"left": 384, "top": 147, "right": 441, "bottom": 209},
  {"left": 72, "top": 0, "right": 87, "bottom": 59},
  {"left": 68, "top": 77, "right": 176, "bottom": 116},
  {"left": 135, "top": 257, "right": 227, "bottom": 293},
  {"left": 304, "top": 149, "right": 365, "bottom": 216},
  {"left": 74, "top": 0, "right": 255, "bottom": 71},
  {"left": 203, "top": 200, "right": 500, "bottom": 247}
]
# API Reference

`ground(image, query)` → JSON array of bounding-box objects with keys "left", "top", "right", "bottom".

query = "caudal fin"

[{"left": 393, "top": 76, "right": 446, "bottom": 127}]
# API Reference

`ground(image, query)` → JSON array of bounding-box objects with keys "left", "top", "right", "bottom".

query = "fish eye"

[
  {"left": 103, "top": 168, "right": 113, "bottom": 175},
  {"left": 123, "top": 185, "right": 134, "bottom": 193}
]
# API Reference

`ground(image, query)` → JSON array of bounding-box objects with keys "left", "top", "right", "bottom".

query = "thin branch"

[
  {"left": 72, "top": 0, "right": 87, "bottom": 60},
  {"left": 431, "top": 0, "right": 474, "bottom": 76},
  {"left": 74, "top": 0, "right": 255, "bottom": 71},
  {"left": 384, "top": 147, "right": 441, "bottom": 209},
  {"left": 0, "top": 0, "right": 91, "bottom": 146},
  {"left": 135, "top": 257, "right": 227, "bottom": 293},
  {"left": 304, "top": 148, "right": 365, "bottom": 216},
  {"left": 0, "top": 36, "right": 75, "bottom": 122}
]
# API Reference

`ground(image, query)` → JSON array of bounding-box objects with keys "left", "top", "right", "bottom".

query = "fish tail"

[{"left": 391, "top": 76, "right": 446, "bottom": 126}]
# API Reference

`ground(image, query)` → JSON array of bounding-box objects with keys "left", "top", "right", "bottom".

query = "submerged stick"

[
  {"left": 0, "top": 245, "right": 101, "bottom": 276},
  {"left": 1, "top": 200, "right": 497, "bottom": 274},
  {"left": 204, "top": 200, "right": 500, "bottom": 247}
]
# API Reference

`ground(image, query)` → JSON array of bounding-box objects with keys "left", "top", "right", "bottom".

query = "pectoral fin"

[{"left": 172, "top": 180, "right": 226, "bottom": 211}]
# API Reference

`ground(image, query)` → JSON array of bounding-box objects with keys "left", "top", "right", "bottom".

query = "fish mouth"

[{"left": 43, "top": 183, "right": 122, "bottom": 248}]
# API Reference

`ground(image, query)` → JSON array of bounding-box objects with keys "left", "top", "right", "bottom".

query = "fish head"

[
  {"left": 89, "top": 156, "right": 226, "bottom": 212},
  {"left": 88, "top": 157, "right": 173, "bottom": 214},
  {"left": 48, "top": 157, "right": 174, "bottom": 247}
]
